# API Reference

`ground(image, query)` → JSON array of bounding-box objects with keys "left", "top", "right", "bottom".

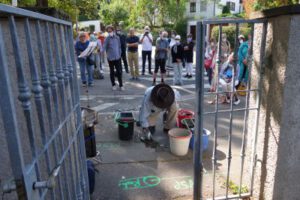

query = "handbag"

[
  {"left": 204, "top": 58, "right": 212, "bottom": 69},
  {"left": 86, "top": 54, "right": 95, "bottom": 65},
  {"left": 237, "top": 84, "right": 247, "bottom": 96}
]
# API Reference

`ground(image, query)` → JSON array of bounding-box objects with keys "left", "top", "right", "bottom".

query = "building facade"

[{"left": 186, "top": 0, "right": 243, "bottom": 38}]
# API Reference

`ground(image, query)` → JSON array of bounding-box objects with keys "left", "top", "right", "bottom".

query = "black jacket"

[
  {"left": 171, "top": 43, "right": 184, "bottom": 63},
  {"left": 183, "top": 41, "right": 194, "bottom": 63},
  {"left": 116, "top": 33, "right": 127, "bottom": 53}
]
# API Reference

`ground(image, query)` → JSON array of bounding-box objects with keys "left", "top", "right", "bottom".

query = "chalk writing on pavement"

[{"left": 118, "top": 175, "right": 193, "bottom": 191}]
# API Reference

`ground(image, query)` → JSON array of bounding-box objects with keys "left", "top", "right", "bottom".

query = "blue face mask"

[{"left": 188, "top": 38, "right": 192, "bottom": 42}]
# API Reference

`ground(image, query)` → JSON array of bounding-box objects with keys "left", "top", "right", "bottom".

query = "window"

[
  {"left": 190, "top": 2, "right": 196, "bottom": 13},
  {"left": 226, "top": 1, "right": 236, "bottom": 11},
  {"left": 200, "top": 0, "right": 207, "bottom": 12}
]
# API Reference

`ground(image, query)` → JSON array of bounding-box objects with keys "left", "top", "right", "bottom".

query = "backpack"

[{"left": 87, "top": 160, "right": 98, "bottom": 194}]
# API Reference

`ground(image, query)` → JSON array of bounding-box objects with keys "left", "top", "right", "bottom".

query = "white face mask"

[
  {"left": 109, "top": 32, "right": 114, "bottom": 37},
  {"left": 239, "top": 39, "right": 244, "bottom": 44}
]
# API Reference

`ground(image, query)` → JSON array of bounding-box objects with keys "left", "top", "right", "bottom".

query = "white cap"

[
  {"left": 175, "top": 35, "right": 181, "bottom": 40},
  {"left": 238, "top": 34, "right": 245, "bottom": 39},
  {"left": 144, "top": 26, "right": 150, "bottom": 31}
]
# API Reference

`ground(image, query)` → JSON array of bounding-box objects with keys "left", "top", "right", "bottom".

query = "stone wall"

[{"left": 247, "top": 5, "right": 300, "bottom": 200}]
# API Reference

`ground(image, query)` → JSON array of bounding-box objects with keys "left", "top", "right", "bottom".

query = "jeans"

[
  {"left": 173, "top": 62, "right": 183, "bottom": 85},
  {"left": 142, "top": 50, "right": 152, "bottom": 73},
  {"left": 108, "top": 59, "right": 123, "bottom": 87},
  {"left": 79, "top": 60, "right": 93, "bottom": 84}
]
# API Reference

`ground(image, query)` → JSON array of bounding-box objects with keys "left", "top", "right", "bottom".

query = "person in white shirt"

[
  {"left": 138, "top": 84, "right": 180, "bottom": 140},
  {"left": 140, "top": 26, "right": 153, "bottom": 75}
]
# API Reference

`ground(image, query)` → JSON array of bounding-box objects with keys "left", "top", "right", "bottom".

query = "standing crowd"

[
  {"left": 204, "top": 33, "right": 252, "bottom": 105},
  {"left": 74, "top": 24, "right": 195, "bottom": 91}
]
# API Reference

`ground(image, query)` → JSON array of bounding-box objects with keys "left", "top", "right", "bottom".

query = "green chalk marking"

[
  {"left": 96, "top": 142, "right": 120, "bottom": 149},
  {"left": 118, "top": 175, "right": 194, "bottom": 191},
  {"left": 119, "top": 176, "right": 161, "bottom": 190}
]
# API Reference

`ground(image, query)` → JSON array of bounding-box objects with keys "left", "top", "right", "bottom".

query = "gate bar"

[
  {"left": 193, "top": 21, "right": 205, "bottom": 200},
  {"left": 238, "top": 23, "right": 255, "bottom": 196},
  {"left": 0, "top": 23, "right": 29, "bottom": 199},
  {"left": 225, "top": 22, "right": 240, "bottom": 198},
  {"left": 250, "top": 21, "right": 268, "bottom": 195},
  {"left": 212, "top": 24, "right": 223, "bottom": 199}
]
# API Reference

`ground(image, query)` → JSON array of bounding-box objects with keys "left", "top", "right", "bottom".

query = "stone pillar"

[{"left": 247, "top": 5, "right": 300, "bottom": 200}]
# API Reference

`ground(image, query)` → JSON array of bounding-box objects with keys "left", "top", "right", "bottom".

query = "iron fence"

[
  {"left": 0, "top": 4, "right": 89, "bottom": 199},
  {"left": 193, "top": 18, "right": 268, "bottom": 200}
]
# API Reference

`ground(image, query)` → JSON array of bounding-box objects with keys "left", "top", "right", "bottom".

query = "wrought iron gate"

[
  {"left": 0, "top": 4, "right": 89, "bottom": 199},
  {"left": 193, "top": 19, "right": 268, "bottom": 200}
]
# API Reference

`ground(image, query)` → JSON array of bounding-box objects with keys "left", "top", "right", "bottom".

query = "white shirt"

[
  {"left": 139, "top": 86, "right": 181, "bottom": 128},
  {"left": 140, "top": 33, "right": 153, "bottom": 51},
  {"left": 169, "top": 38, "right": 176, "bottom": 48}
]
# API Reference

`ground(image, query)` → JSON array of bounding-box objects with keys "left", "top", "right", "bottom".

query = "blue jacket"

[{"left": 75, "top": 40, "right": 90, "bottom": 62}]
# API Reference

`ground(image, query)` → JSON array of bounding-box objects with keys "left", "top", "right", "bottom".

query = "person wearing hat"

[
  {"left": 138, "top": 83, "right": 180, "bottom": 140},
  {"left": 171, "top": 35, "right": 184, "bottom": 85},
  {"left": 140, "top": 26, "right": 153, "bottom": 75}
]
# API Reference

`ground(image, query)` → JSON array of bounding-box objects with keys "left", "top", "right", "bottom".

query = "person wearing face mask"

[
  {"left": 183, "top": 34, "right": 195, "bottom": 78},
  {"left": 153, "top": 31, "right": 169, "bottom": 85},
  {"left": 237, "top": 34, "right": 249, "bottom": 86},
  {"left": 140, "top": 26, "right": 153, "bottom": 75},
  {"left": 171, "top": 35, "right": 184, "bottom": 85},
  {"left": 116, "top": 26, "right": 129, "bottom": 73},
  {"left": 103, "top": 25, "right": 124, "bottom": 91},
  {"left": 166, "top": 30, "right": 177, "bottom": 76},
  {"left": 220, "top": 33, "right": 231, "bottom": 63}
]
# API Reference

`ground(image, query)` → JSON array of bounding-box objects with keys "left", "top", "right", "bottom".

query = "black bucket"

[{"left": 117, "top": 112, "right": 134, "bottom": 141}]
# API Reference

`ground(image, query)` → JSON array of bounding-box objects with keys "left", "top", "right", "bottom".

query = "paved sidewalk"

[{"left": 78, "top": 54, "right": 251, "bottom": 199}]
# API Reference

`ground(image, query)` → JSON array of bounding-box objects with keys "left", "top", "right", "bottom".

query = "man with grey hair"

[
  {"left": 103, "top": 25, "right": 124, "bottom": 91},
  {"left": 126, "top": 28, "right": 140, "bottom": 80},
  {"left": 153, "top": 31, "right": 169, "bottom": 85}
]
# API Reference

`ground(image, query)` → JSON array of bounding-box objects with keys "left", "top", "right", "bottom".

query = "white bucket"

[{"left": 168, "top": 128, "right": 192, "bottom": 156}]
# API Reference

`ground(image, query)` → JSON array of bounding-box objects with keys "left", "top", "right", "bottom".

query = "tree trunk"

[{"left": 36, "top": 0, "right": 48, "bottom": 7}]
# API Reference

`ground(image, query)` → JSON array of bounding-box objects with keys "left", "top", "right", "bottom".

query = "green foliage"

[
  {"left": 211, "top": 25, "right": 251, "bottom": 48},
  {"left": 99, "top": 0, "right": 130, "bottom": 27},
  {"left": 217, "top": 12, "right": 246, "bottom": 19},
  {"left": 174, "top": 18, "right": 188, "bottom": 41},
  {"left": 226, "top": 180, "right": 249, "bottom": 195},
  {"left": 253, "top": 0, "right": 299, "bottom": 11},
  {"left": 0, "top": 0, "right": 100, "bottom": 22},
  {"left": 222, "top": 5, "right": 230, "bottom": 14}
]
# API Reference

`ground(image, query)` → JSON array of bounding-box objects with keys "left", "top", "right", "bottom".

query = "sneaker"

[
  {"left": 130, "top": 77, "right": 135, "bottom": 81},
  {"left": 152, "top": 81, "right": 156, "bottom": 86},
  {"left": 184, "top": 74, "right": 189, "bottom": 78},
  {"left": 112, "top": 85, "right": 117, "bottom": 91},
  {"left": 135, "top": 77, "right": 140, "bottom": 81},
  {"left": 82, "top": 81, "right": 87, "bottom": 87},
  {"left": 149, "top": 71, "right": 153, "bottom": 75},
  {"left": 233, "top": 99, "right": 240, "bottom": 105},
  {"left": 188, "top": 75, "right": 193, "bottom": 79},
  {"left": 88, "top": 83, "right": 94, "bottom": 87},
  {"left": 120, "top": 86, "right": 125, "bottom": 91}
]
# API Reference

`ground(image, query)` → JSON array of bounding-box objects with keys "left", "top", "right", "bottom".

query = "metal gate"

[
  {"left": 193, "top": 19, "right": 268, "bottom": 199},
  {"left": 0, "top": 4, "right": 89, "bottom": 199}
]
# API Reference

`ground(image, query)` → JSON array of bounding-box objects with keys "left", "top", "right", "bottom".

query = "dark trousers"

[
  {"left": 206, "top": 67, "right": 213, "bottom": 85},
  {"left": 121, "top": 51, "right": 129, "bottom": 72},
  {"left": 108, "top": 59, "right": 123, "bottom": 87},
  {"left": 142, "top": 50, "right": 152, "bottom": 73}
]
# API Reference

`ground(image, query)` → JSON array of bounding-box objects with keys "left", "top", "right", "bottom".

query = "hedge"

[{"left": 211, "top": 25, "right": 251, "bottom": 49}]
